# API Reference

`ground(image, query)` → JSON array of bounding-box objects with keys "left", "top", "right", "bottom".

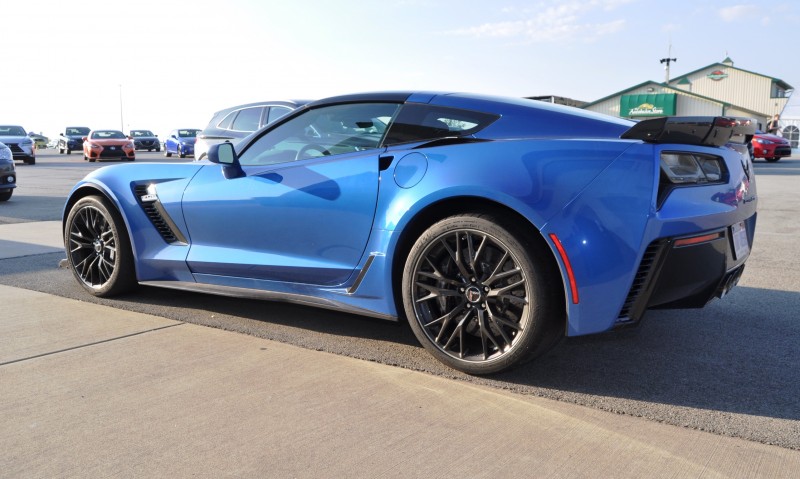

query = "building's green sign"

[{"left": 620, "top": 93, "right": 677, "bottom": 117}]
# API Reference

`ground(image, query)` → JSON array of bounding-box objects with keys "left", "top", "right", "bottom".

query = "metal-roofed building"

[{"left": 582, "top": 57, "right": 792, "bottom": 134}]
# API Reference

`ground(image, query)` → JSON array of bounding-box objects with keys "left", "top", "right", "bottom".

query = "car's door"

[{"left": 181, "top": 102, "right": 401, "bottom": 287}]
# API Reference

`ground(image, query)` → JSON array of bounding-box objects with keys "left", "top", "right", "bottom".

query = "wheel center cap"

[
  {"left": 465, "top": 285, "right": 483, "bottom": 303},
  {"left": 93, "top": 239, "right": 103, "bottom": 254}
]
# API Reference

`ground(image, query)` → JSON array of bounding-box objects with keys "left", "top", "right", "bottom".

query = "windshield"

[
  {"left": 131, "top": 130, "right": 154, "bottom": 137},
  {"left": 178, "top": 129, "right": 200, "bottom": 138},
  {"left": 91, "top": 130, "right": 126, "bottom": 139},
  {"left": 67, "top": 127, "right": 91, "bottom": 136},
  {"left": 0, "top": 125, "right": 27, "bottom": 136}
]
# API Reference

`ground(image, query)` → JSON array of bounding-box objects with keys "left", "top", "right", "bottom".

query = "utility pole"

[
  {"left": 660, "top": 44, "right": 677, "bottom": 83},
  {"left": 119, "top": 84, "right": 124, "bottom": 131}
]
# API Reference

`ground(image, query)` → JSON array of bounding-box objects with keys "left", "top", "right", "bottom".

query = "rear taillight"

[{"left": 660, "top": 152, "right": 726, "bottom": 185}]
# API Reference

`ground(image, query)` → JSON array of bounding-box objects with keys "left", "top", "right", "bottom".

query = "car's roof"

[{"left": 211, "top": 99, "right": 311, "bottom": 116}]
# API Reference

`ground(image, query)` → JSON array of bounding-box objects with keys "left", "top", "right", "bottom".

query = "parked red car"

[
  {"left": 751, "top": 130, "right": 791, "bottom": 162},
  {"left": 82, "top": 130, "right": 135, "bottom": 162}
]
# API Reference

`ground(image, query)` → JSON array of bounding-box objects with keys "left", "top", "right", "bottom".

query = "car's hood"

[
  {"left": 755, "top": 133, "right": 788, "bottom": 143},
  {"left": 89, "top": 139, "right": 131, "bottom": 145},
  {"left": 0, "top": 135, "right": 30, "bottom": 143}
]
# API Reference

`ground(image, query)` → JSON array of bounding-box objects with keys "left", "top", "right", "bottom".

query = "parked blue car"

[
  {"left": 61, "top": 91, "right": 757, "bottom": 374},
  {"left": 163, "top": 129, "right": 201, "bottom": 158}
]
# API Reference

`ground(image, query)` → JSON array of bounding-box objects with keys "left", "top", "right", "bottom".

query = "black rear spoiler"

[{"left": 620, "top": 116, "right": 756, "bottom": 147}]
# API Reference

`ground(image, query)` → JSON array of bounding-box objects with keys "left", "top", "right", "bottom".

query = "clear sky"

[{"left": 4, "top": 0, "right": 797, "bottom": 141}]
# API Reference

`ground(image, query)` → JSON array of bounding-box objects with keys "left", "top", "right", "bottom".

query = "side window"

[
  {"left": 238, "top": 103, "right": 401, "bottom": 167},
  {"left": 266, "top": 106, "right": 292, "bottom": 125},
  {"left": 217, "top": 111, "right": 236, "bottom": 130},
  {"left": 231, "top": 107, "right": 264, "bottom": 132},
  {"left": 383, "top": 103, "right": 499, "bottom": 145}
]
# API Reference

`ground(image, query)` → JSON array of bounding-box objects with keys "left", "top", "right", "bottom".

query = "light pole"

[
  {"left": 660, "top": 44, "right": 677, "bottom": 83},
  {"left": 119, "top": 84, "right": 124, "bottom": 132}
]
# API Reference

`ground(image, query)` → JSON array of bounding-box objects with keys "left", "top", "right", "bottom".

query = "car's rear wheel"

[
  {"left": 64, "top": 196, "right": 136, "bottom": 297},
  {"left": 402, "top": 213, "right": 561, "bottom": 375}
]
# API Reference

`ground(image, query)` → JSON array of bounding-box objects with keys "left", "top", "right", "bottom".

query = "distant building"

[
  {"left": 582, "top": 57, "right": 793, "bottom": 139},
  {"left": 527, "top": 95, "right": 586, "bottom": 108}
]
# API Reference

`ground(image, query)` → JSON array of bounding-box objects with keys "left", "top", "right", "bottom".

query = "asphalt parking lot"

[{"left": 1, "top": 149, "right": 799, "bottom": 476}]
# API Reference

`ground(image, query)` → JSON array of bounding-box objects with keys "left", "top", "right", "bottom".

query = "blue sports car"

[
  {"left": 163, "top": 129, "right": 201, "bottom": 158},
  {"left": 62, "top": 92, "right": 757, "bottom": 374}
]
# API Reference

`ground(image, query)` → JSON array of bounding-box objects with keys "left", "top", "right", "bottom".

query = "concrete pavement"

[{"left": 1, "top": 221, "right": 800, "bottom": 477}]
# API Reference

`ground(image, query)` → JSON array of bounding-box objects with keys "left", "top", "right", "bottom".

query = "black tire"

[
  {"left": 165, "top": 149, "right": 172, "bottom": 158},
  {"left": 66, "top": 149, "right": 72, "bottom": 155},
  {"left": 89, "top": 156, "right": 96, "bottom": 162},
  {"left": 402, "top": 213, "right": 561, "bottom": 375},
  {"left": 64, "top": 196, "right": 137, "bottom": 297},
  {"left": 148, "top": 148, "right": 152, "bottom": 152},
  {"left": 84, "top": 155, "right": 89, "bottom": 161},
  {"left": 766, "top": 157, "right": 781, "bottom": 163},
  {"left": 0, "top": 190, "right": 11, "bottom": 201},
  {"left": 25, "top": 158, "right": 35, "bottom": 165},
  {"left": 178, "top": 146, "right": 186, "bottom": 159}
]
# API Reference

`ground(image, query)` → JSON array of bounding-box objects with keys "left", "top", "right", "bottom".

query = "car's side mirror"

[{"left": 208, "top": 142, "right": 244, "bottom": 179}]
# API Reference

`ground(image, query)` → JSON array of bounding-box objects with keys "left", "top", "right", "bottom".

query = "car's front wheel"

[
  {"left": 766, "top": 157, "right": 781, "bottom": 163},
  {"left": 0, "top": 190, "right": 12, "bottom": 201},
  {"left": 64, "top": 196, "right": 137, "bottom": 297},
  {"left": 178, "top": 146, "right": 186, "bottom": 159},
  {"left": 165, "top": 148, "right": 172, "bottom": 158},
  {"left": 402, "top": 213, "right": 561, "bottom": 375}
]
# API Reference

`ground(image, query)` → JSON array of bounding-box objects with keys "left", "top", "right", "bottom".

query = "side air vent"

[
  {"left": 616, "top": 240, "right": 667, "bottom": 326},
  {"left": 133, "top": 184, "right": 187, "bottom": 245}
]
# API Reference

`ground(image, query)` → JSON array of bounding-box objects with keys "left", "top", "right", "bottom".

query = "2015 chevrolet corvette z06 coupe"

[{"left": 62, "top": 92, "right": 757, "bottom": 375}]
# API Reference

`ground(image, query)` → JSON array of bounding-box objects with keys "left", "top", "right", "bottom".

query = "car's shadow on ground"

[{"left": 2, "top": 253, "right": 798, "bottom": 425}]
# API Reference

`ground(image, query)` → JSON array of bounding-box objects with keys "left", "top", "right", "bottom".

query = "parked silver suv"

[
  {"left": 0, "top": 125, "right": 35, "bottom": 165},
  {"left": 194, "top": 100, "right": 309, "bottom": 160}
]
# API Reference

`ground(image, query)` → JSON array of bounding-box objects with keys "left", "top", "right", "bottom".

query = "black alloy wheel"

[
  {"left": 402, "top": 213, "right": 561, "bottom": 375},
  {"left": 64, "top": 196, "right": 136, "bottom": 297}
]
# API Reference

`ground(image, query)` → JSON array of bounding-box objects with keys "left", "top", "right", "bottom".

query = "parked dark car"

[
  {"left": 58, "top": 127, "right": 91, "bottom": 155},
  {"left": 0, "top": 141, "right": 17, "bottom": 200},
  {"left": 0, "top": 125, "right": 35, "bottom": 165},
  {"left": 751, "top": 129, "right": 791, "bottom": 162},
  {"left": 164, "top": 129, "right": 201, "bottom": 158},
  {"left": 128, "top": 130, "right": 161, "bottom": 152},
  {"left": 61, "top": 91, "right": 757, "bottom": 375},
  {"left": 195, "top": 100, "right": 309, "bottom": 160}
]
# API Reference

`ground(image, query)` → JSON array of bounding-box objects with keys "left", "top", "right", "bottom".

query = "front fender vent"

[{"left": 133, "top": 184, "right": 187, "bottom": 245}]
